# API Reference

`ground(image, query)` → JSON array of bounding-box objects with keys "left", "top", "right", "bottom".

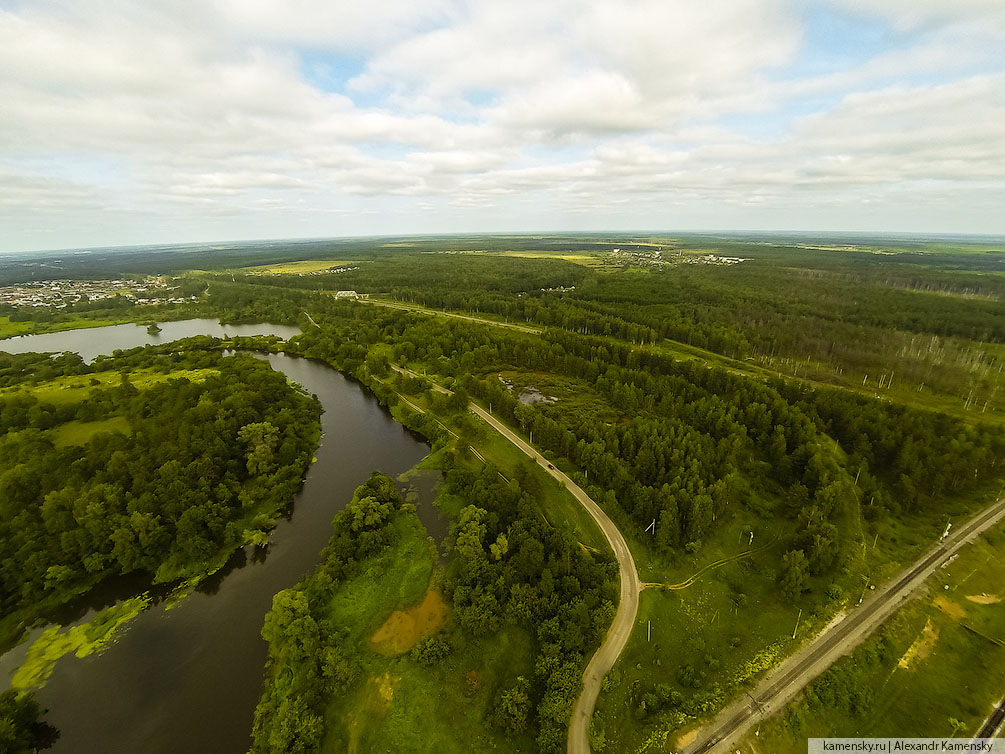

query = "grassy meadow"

[
  {"left": 317, "top": 508, "right": 537, "bottom": 754},
  {"left": 737, "top": 517, "right": 1005, "bottom": 752}
]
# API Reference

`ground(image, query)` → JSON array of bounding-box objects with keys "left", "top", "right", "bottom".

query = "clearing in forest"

[{"left": 367, "top": 588, "right": 449, "bottom": 656}]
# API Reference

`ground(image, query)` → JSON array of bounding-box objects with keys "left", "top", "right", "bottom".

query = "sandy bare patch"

[
  {"left": 934, "top": 596, "right": 967, "bottom": 620},
  {"left": 966, "top": 593, "right": 1001, "bottom": 605},
  {"left": 368, "top": 588, "right": 449, "bottom": 656},
  {"left": 898, "top": 618, "right": 939, "bottom": 669},
  {"left": 376, "top": 672, "right": 397, "bottom": 705},
  {"left": 676, "top": 728, "right": 698, "bottom": 749}
]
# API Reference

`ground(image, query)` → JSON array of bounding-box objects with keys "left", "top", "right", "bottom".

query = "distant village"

[
  {"left": 249, "top": 265, "right": 360, "bottom": 277},
  {"left": 609, "top": 247, "right": 665, "bottom": 267},
  {"left": 0, "top": 277, "right": 195, "bottom": 308},
  {"left": 679, "top": 253, "right": 750, "bottom": 265},
  {"left": 609, "top": 246, "right": 749, "bottom": 267}
]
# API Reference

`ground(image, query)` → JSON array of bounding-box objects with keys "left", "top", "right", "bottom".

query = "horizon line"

[{"left": 3, "top": 228, "right": 1004, "bottom": 258}]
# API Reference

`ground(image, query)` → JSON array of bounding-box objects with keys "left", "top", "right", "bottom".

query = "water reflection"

[{"left": 0, "top": 323, "right": 439, "bottom": 754}]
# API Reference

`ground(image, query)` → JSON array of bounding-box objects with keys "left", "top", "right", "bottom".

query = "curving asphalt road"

[
  {"left": 465, "top": 403, "right": 641, "bottom": 754},
  {"left": 390, "top": 365, "right": 640, "bottom": 754}
]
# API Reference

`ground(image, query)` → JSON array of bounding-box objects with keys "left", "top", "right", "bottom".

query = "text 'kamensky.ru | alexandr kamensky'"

[{"left": 815, "top": 739, "right": 1000, "bottom": 753}]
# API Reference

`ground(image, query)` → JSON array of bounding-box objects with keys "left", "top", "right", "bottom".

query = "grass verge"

[{"left": 736, "top": 517, "right": 1005, "bottom": 751}]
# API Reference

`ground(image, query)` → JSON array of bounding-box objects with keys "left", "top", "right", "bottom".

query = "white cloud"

[
  {"left": 354, "top": 0, "right": 800, "bottom": 133},
  {"left": 210, "top": 0, "right": 454, "bottom": 52},
  {"left": 828, "top": 0, "right": 1005, "bottom": 36},
  {"left": 0, "top": 0, "right": 1004, "bottom": 251}
]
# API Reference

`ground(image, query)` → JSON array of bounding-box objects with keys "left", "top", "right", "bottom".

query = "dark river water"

[{"left": 0, "top": 320, "right": 444, "bottom": 754}]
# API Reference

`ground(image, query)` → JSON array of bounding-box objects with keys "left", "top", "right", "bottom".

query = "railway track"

[{"left": 685, "top": 497, "right": 1005, "bottom": 754}]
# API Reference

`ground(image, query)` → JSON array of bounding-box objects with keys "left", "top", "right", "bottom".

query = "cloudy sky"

[{"left": 2, "top": 0, "right": 1004, "bottom": 252}]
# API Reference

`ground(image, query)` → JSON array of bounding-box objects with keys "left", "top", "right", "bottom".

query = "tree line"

[{"left": 0, "top": 346, "right": 319, "bottom": 639}]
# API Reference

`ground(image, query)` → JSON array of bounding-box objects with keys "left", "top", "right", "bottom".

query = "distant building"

[{"left": 334, "top": 290, "right": 361, "bottom": 300}]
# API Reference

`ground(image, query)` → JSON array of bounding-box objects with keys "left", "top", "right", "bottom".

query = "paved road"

[
  {"left": 684, "top": 496, "right": 1005, "bottom": 754},
  {"left": 465, "top": 402, "right": 641, "bottom": 754},
  {"left": 391, "top": 366, "right": 639, "bottom": 754}
]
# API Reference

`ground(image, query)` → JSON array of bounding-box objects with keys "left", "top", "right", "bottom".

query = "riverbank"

[
  {"left": 0, "top": 346, "right": 321, "bottom": 652},
  {"left": 0, "top": 304, "right": 214, "bottom": 341},
  {"left": 1, "top": 322, "right": 434, "bottom": 754}
]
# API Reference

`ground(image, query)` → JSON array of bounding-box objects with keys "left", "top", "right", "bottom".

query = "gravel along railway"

[{"left": 685, "top": 497, "right": 1005, "bottom": 754}]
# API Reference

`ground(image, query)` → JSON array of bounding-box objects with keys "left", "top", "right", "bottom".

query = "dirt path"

[
  {"left": 376, "top": 373, "right": 487, "bottom": 464},
  {"left": 391, "top": 366, "right": 639, "bottom": 754},
  {"left": 642, "top": 535, "right": 779, "bottom": 591},
  {"left": 684, "top": 496, "right": 1005, "bottom": 754},
  {"left": 361, "top": 298, "right": 543, "bottom": 334}
]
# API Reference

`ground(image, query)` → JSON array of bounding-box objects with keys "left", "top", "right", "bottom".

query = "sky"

[{"left": 1, "top": 0, "right": 1004, "bottom": 252}]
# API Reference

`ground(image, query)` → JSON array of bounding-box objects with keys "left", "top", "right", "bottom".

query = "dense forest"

[
  {"left": 222, "top": 251, "right": 1003, "bottom": 751},
  {"left": 3, "top": 235, "right": 1003, "bottom": 753},
  {"left": 251, "top": 467, "right": 615, "bottom": 754},
  {"left": 440, "top": 461, "right": 616, "bottom": 752},
  {"left": 0, "top": 346, "right": 320, "bottom": 642},
  {"left": 209, "top": 278, "right": 1003, "bottom": 589},
  {"left": 214, "top": 242, "right": 1005, "bottom": 415}
]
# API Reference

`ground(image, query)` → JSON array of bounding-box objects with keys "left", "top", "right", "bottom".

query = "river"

[{"left": 0, "top": 320, "right": 446, "bottom": 753}]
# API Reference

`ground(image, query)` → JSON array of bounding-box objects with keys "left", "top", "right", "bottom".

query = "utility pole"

[
  {"left": 645, "top": 518, "right": 656, "bottom": 534},
  {"left": 647, "top": 620, "right": 651, "bottom": 642},
  {"left": 792, "top": 608, "right": 802, "bottom": 639}
]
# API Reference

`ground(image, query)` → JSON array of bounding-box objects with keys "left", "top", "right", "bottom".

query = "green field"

[
  {"left": 589, "top": 479, "right": 1005, "bottom": 752},
  {"left": 317, "top": 511, "right": 536, "bottom": 754},
  {"left": 49, "top": 416, "right": 131, "bottom": 446},
  {"left": 324, "top": 513, "right": 437, "bottom": 654},
  {"left": 739, "top": 518, "right": 1005, "bottom": 752},
  {"left": 591, "top": 511, "right": 814, "bottom": 752},
  {"left": 0, "top": 314, "right": 136, "bottom": 340},
  {"left": 0, "top": 316, "right": 33, "bottom": 339},
  {"left": 242, "top": 259, "right": 357, "bottom": 275},
  {"left": 0, "top": 367, "right": 220, "bottom": 404},
  {"left": 483, "top": 249, "right": 614, "bottom": 269}
]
